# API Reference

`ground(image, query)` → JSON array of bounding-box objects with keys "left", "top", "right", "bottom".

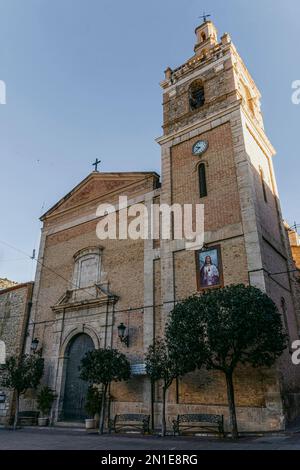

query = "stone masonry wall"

[{"left": 0, "top": 283, "right": 33, "bottom": 425}]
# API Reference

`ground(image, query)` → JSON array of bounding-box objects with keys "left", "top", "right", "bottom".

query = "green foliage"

[
  {"left": 165, "top": 295, "right": 208, "bottom": 372},
  {"left": 0, "top": 354, "right": 44, "bottom": 395},
  {"left": 36, "top": 386, "right": 56, "bottom": 416},
  {"left": 145, "top": 338, "right": 193, "bottom": 436},
  {"left": 166, "top": 285, "right": 287, "bottom": 373},
  {"left": 0, "top": 353, "right": 44, "bottom": 430},
  {"left": 145, "top": 339, "right": 190, "bottom": 388},
  {"left": 166, "top": 284, "right": 287, "bottom": 438},
  {"left": 80, "top": 348, "right": 131, "bottom": 386},
  {"left": 85, "top": 385, "right": 102, "bottom": 417},
  {"left": 79, "top": 348, "right": 131, "bottom": 434}
]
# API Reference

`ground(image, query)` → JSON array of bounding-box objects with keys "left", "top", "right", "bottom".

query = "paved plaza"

[{"left": 1, "top": 427, "right": 300, "bottom": 450}]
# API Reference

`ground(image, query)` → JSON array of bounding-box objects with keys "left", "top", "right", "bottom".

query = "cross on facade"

[
  {"left": 199, "top": 12, "right": 211, "bottom": 23},
  {"left": 92, "top": 158, "right": 101, "bottom": 172}
]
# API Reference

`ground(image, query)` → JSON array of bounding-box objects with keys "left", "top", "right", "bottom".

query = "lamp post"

[{"left": 117, "top": 323, "right": 129, "bottom": 347}]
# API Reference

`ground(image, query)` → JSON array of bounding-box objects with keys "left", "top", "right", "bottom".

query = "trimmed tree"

[
  {"left": 0, "top": 354, "right": 44, "bottom": 429},
  {"left": 166, "top": 285, "right": 287, "bottom": 439},
  {"left": 145, "top": 338, "right": 192, "bottom": 436},
  {"left": 79, "top": 348, "right": 131, "bottom": 434}
]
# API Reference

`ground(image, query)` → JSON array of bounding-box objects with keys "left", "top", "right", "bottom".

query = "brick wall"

[
  {"left": 171, "top": 123, "right": 242, "bottom": 232},
  {"left": 30, "top": 175, "right": 158, "bottom": 419}
]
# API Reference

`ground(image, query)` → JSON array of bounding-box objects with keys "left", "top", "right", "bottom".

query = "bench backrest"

[
  {"left": 115, "top": 414, "right": 149, "bottom": 422},
  {"left": 18, "top": 411, "right": 39, "bottom": 417},
  {"left": 177, "top": 414, "right": 222, "bottom": 424}
]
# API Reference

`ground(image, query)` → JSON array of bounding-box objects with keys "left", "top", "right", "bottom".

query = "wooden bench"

[
  {"left": 17, "top": 411, "right": 39, "bottom": 426},
  {"left": 109, "top": 414, "right": 150, "bottom": 434},
  {"left": 172, "top": 413, "right": 225, "bottom": 437}
]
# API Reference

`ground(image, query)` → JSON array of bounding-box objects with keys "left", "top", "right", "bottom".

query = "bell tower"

[
  {"left": 157, "top": 17, "right": 291, "bottom": 296},
  {"left": 156, "top": 19, "right": 300, "bottom": 431},
  {"left": 194, "top": 20, "right": 218, "bottom": 56}
]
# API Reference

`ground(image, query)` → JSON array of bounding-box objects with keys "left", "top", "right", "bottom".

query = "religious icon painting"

[{"left": 196, "top": 245, "right": 223, "bottom": 291}]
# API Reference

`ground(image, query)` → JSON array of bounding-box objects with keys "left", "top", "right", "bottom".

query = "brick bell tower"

[{"left": 156, "top": 19, "right": 300, "bottom": 431}]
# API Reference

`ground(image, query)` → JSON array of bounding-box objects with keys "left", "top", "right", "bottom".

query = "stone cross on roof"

[
  {"left": 92, "top": 158, "right": 101, "bottom": 172},
  {"left": 199, "top": 12, "right": 211, "bottom": 23}
]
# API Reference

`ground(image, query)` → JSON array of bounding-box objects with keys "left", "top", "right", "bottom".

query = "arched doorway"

[{"left": 62, "top": 333, "right": 95, "bottom": 421}]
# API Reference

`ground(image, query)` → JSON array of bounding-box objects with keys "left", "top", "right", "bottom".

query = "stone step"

[{"left": 55, "top": 421, "right": 85, "bottom": 429}]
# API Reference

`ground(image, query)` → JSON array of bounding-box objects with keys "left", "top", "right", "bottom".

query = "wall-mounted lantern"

[
  {"left": 31, "top": 338, "right": 39, "bottom": 354},
  {"left": 117, "top": 323, "right": 129, "bottom": 347}
]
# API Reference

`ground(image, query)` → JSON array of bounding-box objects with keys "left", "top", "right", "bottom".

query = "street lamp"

[{"left": 117, "top": 323, "right": 129, "bottom": 347}]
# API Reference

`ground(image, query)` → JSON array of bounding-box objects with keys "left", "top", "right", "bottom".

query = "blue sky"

[{"left": 0, "top": 0, "right": 299, "bottom": 282}]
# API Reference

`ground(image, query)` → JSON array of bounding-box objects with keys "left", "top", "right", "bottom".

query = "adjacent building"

[
  {"left": 0, "top": 278, "right": 18, "bottom": 291},
  {"left": 0, "top": 282, "right": 34, "bottom": 425}
]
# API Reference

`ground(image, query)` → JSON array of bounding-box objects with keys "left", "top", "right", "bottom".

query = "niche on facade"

[{"left": 72, "top": 247, "right": 103, "bottom": 290}]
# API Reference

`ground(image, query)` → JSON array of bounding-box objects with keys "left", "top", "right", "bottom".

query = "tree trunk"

[
  {"left": 99, "top": 384, "right": 108, "bottom": 435},
  {"left": 161, "top": 386, "right": 167, "bottom": 437},
  {"left": 225, "top": 371, "right": 238, "bottom": 439},
  {"left": 13, "top": 392, "right": 19, "bottom": 431}
]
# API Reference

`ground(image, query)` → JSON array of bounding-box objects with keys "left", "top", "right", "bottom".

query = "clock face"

[{"left": 192, "top": 140, "right": 209, "bottom": 156}]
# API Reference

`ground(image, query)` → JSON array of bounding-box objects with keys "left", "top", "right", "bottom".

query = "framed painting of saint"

[{"left": 196, "top": 245, "right": 223, "bottom": 290}]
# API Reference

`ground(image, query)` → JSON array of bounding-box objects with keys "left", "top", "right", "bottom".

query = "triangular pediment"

[{"left": 41, "top": 172, "right": 159, "bottom": 220}]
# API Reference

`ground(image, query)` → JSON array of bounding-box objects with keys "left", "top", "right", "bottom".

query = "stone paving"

[{"left": 0, "top": 427, "right": 300, "bottom": 450}]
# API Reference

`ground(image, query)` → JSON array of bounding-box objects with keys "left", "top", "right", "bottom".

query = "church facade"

[{"left": 26, "top": 20, "right": 300, "bottom": 432}]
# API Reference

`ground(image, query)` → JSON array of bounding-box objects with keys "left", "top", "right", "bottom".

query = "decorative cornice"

[
  {"left": 41, "top": 172, "right": 160, "bottom": 222},
  {"left": 156, "top": 101, "right": 241, "bottom": 145},
  {"left": 160, "top": 51, "right": 231, "bottom": 91},
  {"left": 162, "top": 90, "right": 237, "bottom": 132},
  {"left": 43, "top": 187, "right": 161, "bottom": 237},
  {"left": 73, "top": 246, "right": 103, "bottom": 262},
  {"left": 51, "top": 284, "right": 118, "bottom": 313}
]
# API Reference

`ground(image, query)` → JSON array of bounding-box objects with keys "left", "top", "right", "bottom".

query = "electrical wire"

[
  {"left": 0, "top": 239, "right": 104, "bottom": 301},
  {"left": 0, "top": 235, "right": 299, "bottom": 325}
]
